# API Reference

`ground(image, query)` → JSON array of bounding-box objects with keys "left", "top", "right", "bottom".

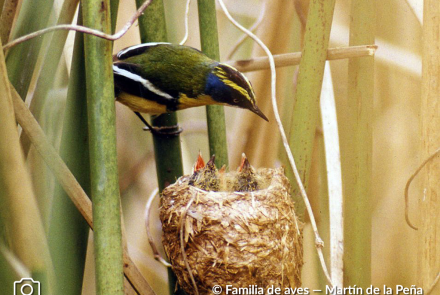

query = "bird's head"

[{"left": 205, "top": 63, "right": 268, "bottom": 121}]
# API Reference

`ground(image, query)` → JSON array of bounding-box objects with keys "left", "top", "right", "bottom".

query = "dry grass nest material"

[{"left": 160, "top": 167, "right": 303, "bottom": 295}]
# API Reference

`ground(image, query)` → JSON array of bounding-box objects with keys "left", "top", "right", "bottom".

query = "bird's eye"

[{"left": 233, "top": 98, "right": 239, "bottom": 103}]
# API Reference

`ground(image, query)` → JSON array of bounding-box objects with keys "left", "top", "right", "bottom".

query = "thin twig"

[
  {"left": 2, "top": 0, "right": 153, "bottom": 50},
  {"left": 145, "top": 188, "right": 171, "bottom": 267},
  {"left": 227, "top": 45, "right": 378, "bottom": 73},
  {"left": 217, "top": 0, "right": 334, "bottom": 287},
  {"left": 226, "top": 0, "right": 266, "bottom": 59},
  {"left": 404, "top": 147, "right": 440, "bottom": 230},
  {"left": 180, "top": 194, "right": 199, "bottom": 295},
  {"left": 179, "top": 0, "right": 191, "bottom": 45},
  {"left": 426, "top": 272, "right": 440, "bottom": 295}
]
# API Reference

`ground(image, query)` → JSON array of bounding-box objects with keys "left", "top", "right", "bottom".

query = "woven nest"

[{"left": 160, "top": 166, "right": 303, "bottom": 295}]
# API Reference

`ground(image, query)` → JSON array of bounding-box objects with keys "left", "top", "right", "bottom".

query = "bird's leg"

[
  {"left": 134, "top": 112, "right": 183, "bottom": 137},
  {"left": 134, "top": 111, "right": 153, "bottom": 130}
]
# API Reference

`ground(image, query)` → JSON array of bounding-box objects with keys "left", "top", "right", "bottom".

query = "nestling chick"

[
  {"left": 188, "top": 151, "right": 205, "bottom": 185},
  {"left": 188, "top": 155, "right": 220, "bottom": 191},
  {"left": 233, "top": 153, "right": 259, "bottom": 192}
]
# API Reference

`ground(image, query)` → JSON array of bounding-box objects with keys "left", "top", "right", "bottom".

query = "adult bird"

[{"left": 113, "top": 42, "right": 268, "bottom": 134}]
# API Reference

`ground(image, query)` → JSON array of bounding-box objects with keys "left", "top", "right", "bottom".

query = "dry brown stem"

[
  {"left": 227, "top": 45, "right": 377, "bottom": 73},
  {"left": 0, "top": 0, "right": 21, "bottom": 43}
]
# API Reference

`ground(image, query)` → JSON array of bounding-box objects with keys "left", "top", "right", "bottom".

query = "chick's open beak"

[{"left": 250, "top": 104, "right": 269, "bottom": 122}]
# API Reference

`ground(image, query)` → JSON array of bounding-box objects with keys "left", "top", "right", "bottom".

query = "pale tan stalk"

[
  {"left": 418, "top": 1, "right": 440, "bottom": 293},
  {"left": 228, "top": 45, "right": 377, "bottom": 73},
  {"left": 229, "top": 0, "right": 295, "bottom": 168}
]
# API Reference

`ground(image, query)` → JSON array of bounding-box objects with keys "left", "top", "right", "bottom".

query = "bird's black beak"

[{"left": 251, "top": 105, "right": 269, "bottom": 122}]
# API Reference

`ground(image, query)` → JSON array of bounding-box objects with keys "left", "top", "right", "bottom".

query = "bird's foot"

[
  {"left": 134, "top": 111, "right": 182, "bottom": 137},
  {"left": 142, "top": 124, "right": 183, "bottom": 137}
]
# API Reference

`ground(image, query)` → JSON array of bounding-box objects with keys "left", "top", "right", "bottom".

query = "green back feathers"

[{"left": 116, "top": 44, "right": 216, "bottom": 99}]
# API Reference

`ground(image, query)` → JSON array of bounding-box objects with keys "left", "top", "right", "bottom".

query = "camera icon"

[{"left": 14, "top": 278, "right": 40, "bottom": 295}]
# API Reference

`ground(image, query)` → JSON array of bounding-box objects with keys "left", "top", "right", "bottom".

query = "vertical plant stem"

[
  {"left": 342, "top": 0, "right": 374, "bottom": 288},
  {"left": 19, "top": 0, "right": 79, "bottom": 158},
  {"left": 0, "top": 0, "right": 20, "bottom": 43},
  {"left": 197, "top": 0, "right": 228, "bottom": 168},
  {"left": 81, "top": 0, "right": 124, "bottom": 294},
  {"left": 110, "top": 0, "right": 120, "bottom": 33},
  {"left": 0, "top": 0, "right": 5, "bottom": 17},
  {"left": 136, "top": 0, "right": 168, "bottom": 46},
  {"left": 0, "top": 37, "right": 52, "bottom": 295},
  {"left": 418, "top": 0, "right": 440, "bottom": 292},
  {"left": 0, "top": 245, "right": 22, "bottom": 294},
  {"left": 29, "top": 0, "right": 79, "bottom": 113},
  {"left": 135, "top": 0, "right": 183, "bottom": 293},
  {"left": 5, "top": 0, "right": 54, "bottom": 98},
  {"left": 232, "top": 0, "right": 295, "bottom": 168},
  {"left": 135, "top": 0, "right": 184, "bottom": 191},
  {"left": 316, "top": 131, "right": 330, "bottom": 290},
  {"left": 48, "top": 8, "right": 91, "bottom": 295},
  {"left": 11, "top": 82, "right": 155, "bottom": 294},
  {"left": 320, "top": 63, "right": 344, "bottom": 286},
  {"left": 287, "top": 0, "right": 336, "bottom": 216}
]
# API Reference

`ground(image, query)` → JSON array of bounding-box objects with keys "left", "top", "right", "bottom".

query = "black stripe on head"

[
  {"left": 113, "top": 62, "right": 179, "bottom": 111},
  {"left": 116, "top": 42, "right": 171, "bottom": 60},
  {"left": 215, "top": 63, "right": 256, "bottom": 104}
]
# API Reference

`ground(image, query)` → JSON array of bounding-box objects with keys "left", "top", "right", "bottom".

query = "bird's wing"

[
  {"left": 115, "top": 42, "right": 172, "bottom": 60},
  {"left": 114, "top": 44, "right": 214, "bottom": 107},
  {"left": 113, "top": 62, "right": 179, "bottom": 111}
]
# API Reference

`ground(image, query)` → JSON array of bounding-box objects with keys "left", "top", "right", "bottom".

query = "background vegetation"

[{"left": 0, "top": 0, "right": 437, "bottom": 294}]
